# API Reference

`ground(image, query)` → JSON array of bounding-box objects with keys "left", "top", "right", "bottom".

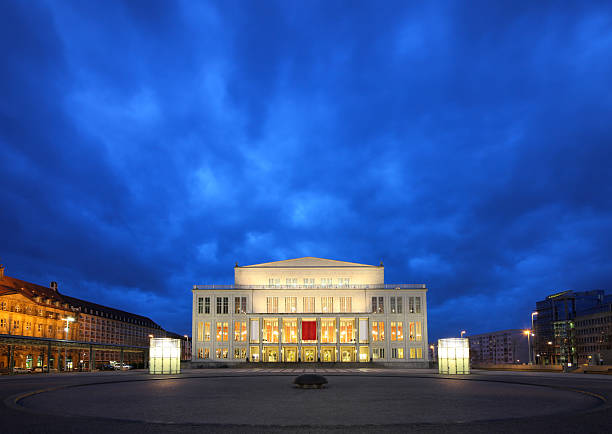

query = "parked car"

[
  {"left": 32, "top": 366, "right": 46, "bottom": 373},
  {"left": 12, "top": 366, "right": 31, "bottom": 374},
  {"left": 113, "top": 363, "right": 133, "bottom": 370},
  {"left": 100, "top": 364, "right": 115, "bottom": 371}
]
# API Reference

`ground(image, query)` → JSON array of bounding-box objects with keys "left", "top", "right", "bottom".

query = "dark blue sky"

[{"left": 1, "top": 1, "right": 611, "bottom": 340}]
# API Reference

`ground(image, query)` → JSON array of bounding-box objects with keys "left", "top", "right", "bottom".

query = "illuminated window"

[
  {"left": 198, "top": 348, "right": 203, "bottom": 359},
  {"left": 204, "top": 322, "right": 211, "bottom": 341},
  {"left": 390, "top": 297, "right": 396, "bottom": 313},
  {"left": 205, "top": 297, "right": 210, "bottom": 314},
  {"left": 266, "top": 297, "right": 278, "bottom": 313},
  {"left": 372, "top": 321, "right": 385, "bottom": 341},
  {"left": 392, "top": 348, "right": 404, "bottom": 359},
  {"left": 359, "top": 318, "right": 369, "bottom": 343},
  {"left": 268, "top": 278, "right": 280, "bottom": 287},
  {"left": 0, "top": 319, "right": 5, "bottom": 328},
  {"left": 198, "top": 297, "right": 203, "bottom": 314},
  {"left": 409, "top": 297, "right": 414, "bottom": 313},
  {"left": 321, "top": 297, "right": 333, "bottom": 313},
  {"left": 285, "top": 297, "right": 297, "bottom": 313},
  {"left": 263, "top": 319, "right": 279, "bottom": 343},
  {"left": 416, "top": 321, "right": 422, "bottom": 341},
  {"left": 338, "top": 278, "right": 350, "bottom": 286},
  {"left": 303, "top": 297, "right": 315, "bottom": 313},
  {"left": 286, "top": 278, "right": 297, "bottom": 287},
  {"left": 372, "top": 348, "right": 385, "bottom": 360},
  {"left": 234, "top": 347, "right": 247, "bottom": 359},
  {"left": 340, "top": 297, "right": 352, "bottom": 313},
  {"left": 197, "top": 322, "right": 203, "bottom": 341},
  {"left": 216, "top": 322, "right": 228, "bottom": 341},
  {"left": 235, "top": 297, "right": 247, "bottom": 314},
  {"left": 372, "top": 296, "right": 384, "bottom": 313},
  {"left": 417, "top": 347, "right": 423, "bottom": 358},
  {"left": 415, "top": 297, "right": 421, "bottom": 313},
  {"left": 397, "top": 297, "right": 403, "bottom": 313},
  {"left": 216, "top": 348, "right": 228, "bottom": 359},
  {"left": 282, "top": 319, "right": 298, "bottom": 343},
  {"left": 250, "top": 319, "right": 259, "bottom": 343},
  {"left": 409, "top": 322, "right": 415, "bottom": 341},
  {"left": 303, "top": 278, "right": 314, "bottom": 287},
  {"left": 340, "top": 319, "right": 355, "bottom": 343},
  {"left": 234, "top": 321, "right": 247, "bottom": 342},
  {"left": 321, "top": 319, "right": 336, "bottom": 343},
  {"left": 204, "top": 348, "right": 210, "bottom": 359},
  {"left": 410, "top": 348, "right": 416, "bottom": 359},
  {"left": 13, "top": 320, "right": 20, "bottom": 330}
]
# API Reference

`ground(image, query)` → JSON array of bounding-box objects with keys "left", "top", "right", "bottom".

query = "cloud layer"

[{"left": 1, "top": 1, "right": 611, "bottom": 338}]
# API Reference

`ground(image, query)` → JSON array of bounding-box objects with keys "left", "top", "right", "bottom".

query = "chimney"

[
  {"left": 50, "top": 281, "right": 58, "bottom": 292},
  {"left": 0, "top": 264, "right": 4, "bottom": 280}
]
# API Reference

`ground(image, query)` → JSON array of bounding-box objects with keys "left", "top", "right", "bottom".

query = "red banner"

[{"left": 302, "top": 321, "right": 316, "bottom": 340}]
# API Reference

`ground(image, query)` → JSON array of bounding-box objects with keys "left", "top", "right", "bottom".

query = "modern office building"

[
  {"left": 575, "top": 302, "right": 612, "bottom": 365},
  {"left": 0, "top": 264, "right": 166, "bottom": 371},
  {"left": 468, "top": 329, "right": 530, "bottom": 365},
  {"left": 533, "top": 290, "right": 609, "bottom": 365},
  {"left": 192, "top": 257, "right": 429, "bottom": 365}
]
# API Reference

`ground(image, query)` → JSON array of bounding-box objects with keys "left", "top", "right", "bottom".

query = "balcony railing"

[{"left": 193, "top": 283, "right": 426, "bottom": 290}]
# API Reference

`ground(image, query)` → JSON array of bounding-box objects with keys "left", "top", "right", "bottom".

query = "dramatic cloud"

[{"left": 1, "top": 1, "right": 611, "bottom": 339}]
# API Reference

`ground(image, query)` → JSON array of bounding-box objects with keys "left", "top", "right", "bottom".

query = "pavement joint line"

[{"left": 3, "top": 372, "right": 609, "bottom": 427}]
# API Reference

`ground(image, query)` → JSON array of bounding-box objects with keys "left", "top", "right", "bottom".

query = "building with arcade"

[{"left": 192, "top": 257, "right": 428, "bottom": 365}]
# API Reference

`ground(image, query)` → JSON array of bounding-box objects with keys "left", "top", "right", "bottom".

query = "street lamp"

[
  {"left": 460, "top": 330, "right": 467, "bottom": 338},
  {"left": 524, "top": 330, "right": 535, "bottom": 364}
]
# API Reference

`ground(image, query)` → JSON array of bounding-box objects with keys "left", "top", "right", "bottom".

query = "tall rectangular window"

[
  {"left": 286, "top": 278, "right": 297, "bottom": 287},
  {"left": 285, "top": 297, "right": 297, "bottom": 313},
  {"left": 266, "top": 297, "right": 278, "bottom": 313},
  {"left": 409, "top": 297, "right": 415, "bottom": 313},
  {"left": 415, "top": 297, "right": 421, "bottom": 313},
  {"left": 303, "top": 278, "right": 314, "bottom": 287},
  {"left": 321, "top": 319, "right": 336, "bottom": 343},
  {"left": 234, "top": 321, "right": 247, "bottom": 342},
  {"left": 416, "top": 321, "right": 422, "bottom": 341},
  {"left": 340, "top": 319, "right": 355, "bottom": 343},
  {"left": 372, "top": 321, "right": 385, "bottom": 341},
  {"left": 204, "top": 322, "right": 211, "bottom": 341},
  {"left": 204, "top": 297, "right": 210, "bottom": 314},
  {"left": 338, "top": 278, "right": 350, "bottom": 286},
  {"left": 390, "top": 297, "right": 396, "bottom": 313},
  {"left": 282, "top": 319, "right": 298, "bottom": 343},
  {"left": 409, "top": 322, "right": 415, "bottom": 341},
  {"left": 250, "top": 319, "right": 259, "bottom": 343},
  {"left": 378, "top": 297, "right": 384, "bottom": 313},
  {"left": 198, "top": 297, "right": 203, "bottom": 314},
  {"left": 417, "top": 347, "right": 423, "bottom": 358},
  {"left": 263, "top": 319, "right": 279, "bottom": 343},
  {"left": 303, "top": 297, "right": 315, "bottom": 313},
  {"left": 340, "top": 297, "right": 352, "bottom": 313},
  {"left": 371, "top": 297, "right": 377, "bottom": 313},
  {"left": 321, "top": 297, "right": 333, "bottom": 313},
  {"left": 217, "top": 322, "right": 228, "bottom": 341},
  {"left": 397, "top": 297, "right": 403, "bottom": 314},
  {"left": 359, "top": 318, "right": 369, "bottom": 343},
  {"left": 223, "top": 297, "right": 228, "bottom": 314},
  {"left": 268, "top": 278, "right": 280, "bottom": 287},
  {"left": 216, "top": 297, "right": 222, "bottom": 314},
  {"left": 197, "top": 322, "right": 203, "bottom": 341},
  {"left": 235, "top": 297, "right": 247, "bottom": 314},
  {"left": 321, "top": 278, "right": 333, "bottom": 287},
  {"left": 392, "top": 348, "right": 404, "bottom": 359}
]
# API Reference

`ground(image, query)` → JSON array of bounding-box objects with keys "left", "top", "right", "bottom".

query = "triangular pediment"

[{"left": 241, "top": 257, "right": 377, "bottom": 268}]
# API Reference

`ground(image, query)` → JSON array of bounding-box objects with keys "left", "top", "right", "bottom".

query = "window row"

[
  {"left": 196, "top": 319, "right": 423, "bottom": 343},
  {"left": 195, "top": 345, "right": 424, "bottom": 361},
  {"left": 268, "top": 278, "right": 351, "bottom": 287}
]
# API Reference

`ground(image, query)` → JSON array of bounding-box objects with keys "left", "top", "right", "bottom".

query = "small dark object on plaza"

[{"left": 294, "top": 374, "right": 328, "bottom": 389}]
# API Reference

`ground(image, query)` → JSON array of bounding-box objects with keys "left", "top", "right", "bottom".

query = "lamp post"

[
  {"left": 460, "top": 330, "right": 466, "bottom": 339},
  {"left": 524, "top": 330, "right": 534, "bottom": 364},
  {"left": 531, "top": 312, "right": 538, "bottom": 364}
]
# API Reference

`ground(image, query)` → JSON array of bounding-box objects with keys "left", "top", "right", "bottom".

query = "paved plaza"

[{"left": 1, "top": 368, "right": 611, "bottom": 433}]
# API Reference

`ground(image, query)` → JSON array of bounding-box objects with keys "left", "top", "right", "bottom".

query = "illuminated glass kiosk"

[
  {"left": 150, "top": 338, "right": 181, "bottom": 374},
  {"left": 438, "top": 338, "right": 470, "bottom": 374}
]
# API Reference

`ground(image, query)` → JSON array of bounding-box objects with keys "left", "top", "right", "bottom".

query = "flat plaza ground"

[{"left": 1, "top": 368, "right": 611, "bottom": 433}]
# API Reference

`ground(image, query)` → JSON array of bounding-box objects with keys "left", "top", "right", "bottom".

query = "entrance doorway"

[
  {"left": 340, "top": 347, "right": 356, "bottom": 362},
  {"left": 302, "top": 347, "right": 316, "bottom": 362},
  {"left": 283, "top": 346, "right": 298, "bottom": 362},
  {"left": 262, "top": 346, "right": 279, "bottom": 362},
  {"left": 359, "top": 346, "right": 369, "bottom": 362},
  {"left": 321, "top": 347, "right": 336, "bottom": 362}
]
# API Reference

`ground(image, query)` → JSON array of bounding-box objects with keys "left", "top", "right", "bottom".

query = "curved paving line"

[{"left": 4, "top": 373, "right": 609, "bottom": 428}]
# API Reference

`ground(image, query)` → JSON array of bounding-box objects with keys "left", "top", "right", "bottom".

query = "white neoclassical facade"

[{"left": 191, "top": 257, "right": 428, "bottom": 365}]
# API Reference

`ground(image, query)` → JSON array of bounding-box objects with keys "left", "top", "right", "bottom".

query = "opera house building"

[{"left": 192, "top": 257, "right": 428, "bottom": 365}]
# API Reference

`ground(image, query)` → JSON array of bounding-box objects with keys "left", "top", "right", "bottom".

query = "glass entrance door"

[
  {"left": 340, "top": 347, "right": 356, "bottom": 362},
  {"left": 302, "top": 347, "right": 316, "bottom": 362},
  {"left": 283, "top": 346, "right": 298, "bottom": 362},
  {"left": 321, "top": 347, "right": 336, "bottom": 362}
]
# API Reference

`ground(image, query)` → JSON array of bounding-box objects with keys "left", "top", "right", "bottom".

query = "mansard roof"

[{"left": 239, "top": 257, "right": 379, "bottom": 268}]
